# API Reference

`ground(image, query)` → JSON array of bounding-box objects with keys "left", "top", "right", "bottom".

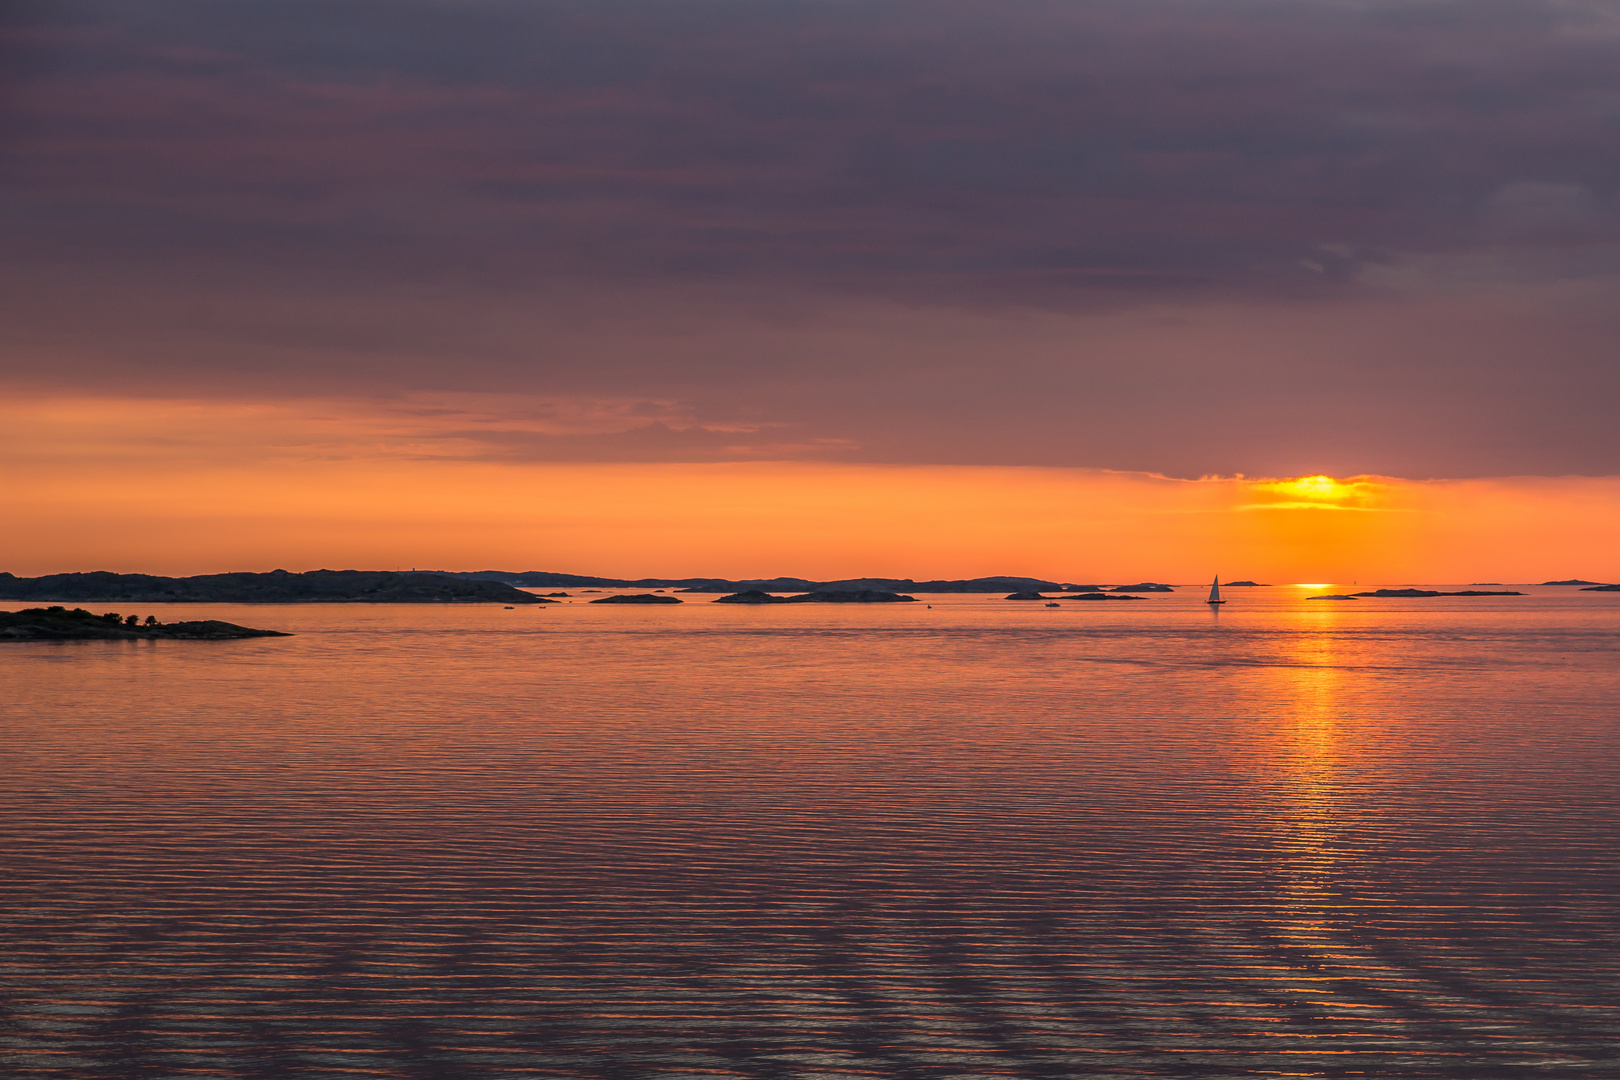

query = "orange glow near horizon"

[{"left": 4, "top": 394, "right": 1620, "bottom": 583}]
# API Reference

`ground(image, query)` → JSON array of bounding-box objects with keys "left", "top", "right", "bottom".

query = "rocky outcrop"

[
  {"left": 785, "top": 590, "right": 916, "bottom": 603},
  {"left": 588, "top": 594, "right": 684, "bottom": 604},
  {"left": 713, "top": 590, "right": 793, "bottom": 604},
  {"left": 1, "top": 606, "right": 289, "bottom": 640}
]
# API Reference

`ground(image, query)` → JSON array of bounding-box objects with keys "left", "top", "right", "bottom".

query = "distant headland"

[
  {"left": 0, "top": 570, "right": 1150, "bottom": 603},
  {"left": 1, "top": 606, "right": 288, "bottom": 641},
  {"left": 0, "top": 570, "right": 547, "bottom": 605}
]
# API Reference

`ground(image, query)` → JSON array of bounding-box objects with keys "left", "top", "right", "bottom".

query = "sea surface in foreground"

[{"left": 3, "top": 586, "right": 1618, "bottom": 1079}]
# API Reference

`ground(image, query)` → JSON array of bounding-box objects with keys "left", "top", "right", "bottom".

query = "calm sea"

[{"left": 3, "top": 587, "right": 1618, "bottom": 1078}]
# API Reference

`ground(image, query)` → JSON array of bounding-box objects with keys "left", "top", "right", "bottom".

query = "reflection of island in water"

[{"left": 1, "top": 606, "right": 288, "bottom": 641}]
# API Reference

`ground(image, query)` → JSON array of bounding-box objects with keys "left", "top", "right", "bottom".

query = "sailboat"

[{"left": 1206, "top": 576, "right": 1225, "bottom": 605}]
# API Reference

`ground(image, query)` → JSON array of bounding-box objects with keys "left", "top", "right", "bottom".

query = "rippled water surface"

[{"left": 3, "top": 588, "right": 1619, "bottom": 1078}]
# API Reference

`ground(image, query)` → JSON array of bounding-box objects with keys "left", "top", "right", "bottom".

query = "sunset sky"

[{"left": 4, "top": 1, "right": 1619, "bottom": 581}]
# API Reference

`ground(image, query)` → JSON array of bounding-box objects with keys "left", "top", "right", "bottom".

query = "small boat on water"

[{"left": 1206, "top": 576, "right": 1226, "bottom": 605}]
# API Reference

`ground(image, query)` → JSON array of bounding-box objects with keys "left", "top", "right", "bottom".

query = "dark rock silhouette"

[
  {"left": 1108, "top": 583, "right": 1174, "bottom": 592},
  {"left": 1005, "top": 591, "right": 1050, "bottom": 600},
  {"left": 0, "top": 570, "right": 548, "bottom": 604},
  {"left": 1060, "top": 592, "right": 1145, "bottom": 601},
  {"left": 588, "top": 594, "right": 683, "bottom": 604},
  {"left": 1579, "top": 583, "right": 1620, "bottom": 592},
  {"left": 713, "top": 590, "right": 793, "bottom": 604},
  {"left": 1544, "top": 579, "right": 1603, "bottom": 586},
  {"left": 1309, "top": 594, "right": 1359, "bottom": 600},
  {"left": 677, "top": 579, "right": 819, "bottom": 593},
  {"left": 1352, "top": 589, "right": 1524, "bottom": 598},
  {"left": 1, "top": 606, "right": 288, "bottom": 640},
  {"left": 785, "top": 590, "right": 916, "bottom": 603},
  {"left": 444, "top": 571, "right": 1063, "bottom": 593},
  {"left": 1224, "top": 581, "right": 1270, "bottom": 586}
]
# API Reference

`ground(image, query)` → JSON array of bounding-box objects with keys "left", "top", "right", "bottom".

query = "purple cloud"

[{"left": 2, "top": 0, "right": 1618, "bottom": 476}]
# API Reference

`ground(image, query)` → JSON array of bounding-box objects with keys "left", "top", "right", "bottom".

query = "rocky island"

[
  {"left": 713, "top": 589, "right": 916, "bottom": 603},
  {"left": 2, "top": 607, "right": 289, "bottom": 641},
  {"left": 589, "top": 594, "right": 684, "bottom": 604},
  {"left": 713, "top": 590, "right": 792, "bottom": 604},
  {"left": 1579, "top": 583, "right": 1620, "bottom": 592},
  {"left": 787, "top": 590, "right": 915, "bottom": 603},
  {"left": 0, "top": 570, "right": 548, "bottom": 604}
]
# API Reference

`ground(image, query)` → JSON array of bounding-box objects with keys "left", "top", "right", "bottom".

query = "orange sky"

[{"left": 5, "top": 394, "right": 1618, "bottom": 582}]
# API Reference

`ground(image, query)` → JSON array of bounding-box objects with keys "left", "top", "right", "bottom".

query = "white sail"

[{"left": 1208, "top": 576, "right": 1221, "bottom": 603}]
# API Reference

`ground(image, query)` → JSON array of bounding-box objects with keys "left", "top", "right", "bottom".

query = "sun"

[
  {"left": 1244, "top": 474, "right": 1381, "bottom": 511},
  {"left": 1273, "top": 475, "right": 1352, "bottom": 502}
]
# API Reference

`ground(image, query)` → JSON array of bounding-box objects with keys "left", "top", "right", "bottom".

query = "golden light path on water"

[{"left": 2, "top": 587, "right": 1618, "bottom": 1077}]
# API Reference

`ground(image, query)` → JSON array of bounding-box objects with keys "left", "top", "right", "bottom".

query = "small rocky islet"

[{"left": 1, "top": 607, "right": 289, "bottom": 641}]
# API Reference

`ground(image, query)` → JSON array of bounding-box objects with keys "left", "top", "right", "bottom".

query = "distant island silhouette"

[
  {"left": 1580, "top": 583, "right": 1620, "bottom": 592},
  {"left": 676, "top": 575, "right": 1069, "bottom": 594},
  {"left": 1543, "top": 579, "right": 1605, "bottom": 586},
  {"left": 1, "top": 606, "right": 288, "bottom": 641},
  {"left": 589, "top": 594, "right": 683, "bottom": 604},
  {"left": 711, "top": 589, "right": 913, "bottom": 603},
  {"left": 1352, "top": 589, "right": 1524, "bottom": 598},
  {"left": 0, "top": 570, "right": 547, "bottom": 604},
  {"left": 1005, "top": 591, "right": 1142, "bottom": 601},
  {"left": 0, "top": 570, "right": 1212, "bottom": 602},
  {"left": 713, "top": 590, "right": 793, "bottom": 604}
]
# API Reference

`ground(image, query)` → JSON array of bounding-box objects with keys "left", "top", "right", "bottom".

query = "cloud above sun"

[{"left": 3, "top": 0, "right": 1619, "bottom": 482}]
